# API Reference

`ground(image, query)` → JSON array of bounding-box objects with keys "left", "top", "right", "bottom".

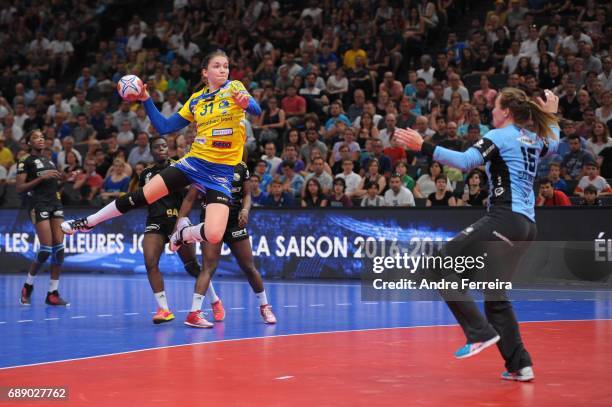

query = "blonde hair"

[{"left": 498, "top": 88, "right": 558, "bottom": 139}]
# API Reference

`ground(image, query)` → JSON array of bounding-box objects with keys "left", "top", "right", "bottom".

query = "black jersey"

[
  {"left": 16, "top": 154, "right": 61, "bottom": 206},
  {"left": 201, "top": 162, "right": 249, "bottom": 220},
  {"left": 428, "top": 191, "right": 454, "bottom": 206},
  {"left": 139, "top": 160, "right": 185, "bottom": 219},
  {"left": 466, "top": 189, "right": 488, "bottom": 206}
]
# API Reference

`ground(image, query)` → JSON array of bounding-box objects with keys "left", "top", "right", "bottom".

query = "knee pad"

[
  {"left": 116, "top": 189, "right": 147, "bottom": 213},
  {"left": 51, "top": 244, "right": 65, "bottom": 265},
  {"left": 184, "top": 260, "right": 201, "bottom": 278},
  {"left": 36, "top": 245, "right": 52, "bottom": 264}
]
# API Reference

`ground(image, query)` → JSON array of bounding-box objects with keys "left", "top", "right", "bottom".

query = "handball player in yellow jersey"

[
  {"left": 62, "top": 50, "right": 261, "bottom": 240},
  {"left": 61, "top": 51, "right": 262, "bottom": 326}
]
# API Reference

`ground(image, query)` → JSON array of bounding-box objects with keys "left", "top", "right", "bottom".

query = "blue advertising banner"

[{"left": 0, "top": 208, "right": 611, "bottom": 282}]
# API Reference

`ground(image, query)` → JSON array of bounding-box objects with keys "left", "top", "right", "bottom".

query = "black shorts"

[
  {"left": 29, "top": 202, "right": 64, "bottom": 224},
  {"left": 204, "top": 188, "right": 231, "bottom": 206},
  {"left": 200, "top": 209, "right": 248, "bottom": 244},
  {"left": 222, "top": 220, "right": 249, "bottom": 244},
  {"left": 144, "top": 217, "right": 177, "bottom": 242}
]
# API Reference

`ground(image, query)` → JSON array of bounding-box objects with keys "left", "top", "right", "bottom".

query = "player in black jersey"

[
  {"left": 174, "top": 161, "right": 277, "bottom": 327},
  {"left": 142, "top": 137, "right": 223, "bottom": 324},
  {"left": 17, "top": 130, "right": 69, "bottom": 306}
]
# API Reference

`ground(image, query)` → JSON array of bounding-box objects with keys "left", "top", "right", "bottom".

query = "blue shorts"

[{"left": 173, "top": 156, "right": 233, "bottom": 198}]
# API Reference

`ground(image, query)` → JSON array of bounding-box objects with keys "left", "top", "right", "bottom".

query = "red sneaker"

[
  {"left": 260, "top": 305, "right": 277, "bottom": 324},
  {"left": 184, "top": 310, "right": 213, "bottom": 328},
  {"left": 152, "top": 308, "right": 175, "bottom": 324},
  {"left": 45, "top": 290, "right": 70, "bottom": 306},
  {"left": 211, "top": 300, "right": 225, "bottom": 322}
]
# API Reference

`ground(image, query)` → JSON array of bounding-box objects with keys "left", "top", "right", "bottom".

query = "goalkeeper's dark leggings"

[{"left": 432, "top": 207, "right": 537, "bottom": 372}]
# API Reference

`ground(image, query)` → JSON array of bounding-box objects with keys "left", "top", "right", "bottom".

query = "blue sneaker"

[
  {"left": 454, "top": 335, "right": 500, "bottom": 359},
  {"left": 501, "top": 366, "right": 534, "bottom": 382}
]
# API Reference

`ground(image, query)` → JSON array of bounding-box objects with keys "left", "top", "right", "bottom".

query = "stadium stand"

[{"left": 1, "top": 0, "right": 610, "bottom": 209}]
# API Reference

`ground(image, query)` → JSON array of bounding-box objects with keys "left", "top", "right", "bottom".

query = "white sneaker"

[
  {"left": 501, "top": 366, "right": 535, "bottom": 382},
  {"left": 61, "top": 218, "right": 93, "bottom": 235},
  {"left": 184, "top": 310, "right": 214, "bottom": 328},
  {"left": 260, "top": 305, "right": 277, "bottom": 324},
  {"left": 169, "top": 217, "right": 192, "bottom": 252}
]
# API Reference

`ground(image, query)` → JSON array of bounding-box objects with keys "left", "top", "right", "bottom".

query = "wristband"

[{"left": 421, "top": 142, "right": 436, "bottom": 157}]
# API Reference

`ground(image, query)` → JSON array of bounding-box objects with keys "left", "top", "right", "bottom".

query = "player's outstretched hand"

[
  {"left": 232, "top": 90, "right": 250, "bottom": 109},
  {"left": 137, "top": 84, "right": 151, "bottom": 102},
  {"left": 394, "top": 128, "right": 424, "bottom": 152},
  {"left": 536, "top": 89, "right": 559, "bottom": 114}
]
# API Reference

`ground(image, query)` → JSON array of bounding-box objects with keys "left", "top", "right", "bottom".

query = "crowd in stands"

[{"left": 0, "top": 0, "right": 611, "bottom": 209}]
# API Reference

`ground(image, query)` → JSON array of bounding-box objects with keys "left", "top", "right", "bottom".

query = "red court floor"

[{"left": 2, "top": 320, "right": 611, "bottom": 407}]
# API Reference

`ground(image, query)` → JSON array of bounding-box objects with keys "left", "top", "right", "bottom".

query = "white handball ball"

[{"left": 116, "top": 75, "right": 144, "bottom": 102}]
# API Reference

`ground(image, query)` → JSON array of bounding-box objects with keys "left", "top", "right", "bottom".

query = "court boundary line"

[{"left": 1, "top": 318, "right": 610, "bottom": 371}]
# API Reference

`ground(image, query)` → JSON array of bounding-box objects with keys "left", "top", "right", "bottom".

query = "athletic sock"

[
  {"left": 207, "top": 283, "right": 220, "bottom": 304},
  {"left": 191, "top": 293, "right": 204, "bottom": 312},
  {"left": 25, "top": 273, "right": 35, "bottom": 286},
  {"left": 48, "top": 279, "right": 59, "bottom": 293},
  {"left": 181, "top": 223, "right": 206, "bottom": 243},
  {"left": 255, "top": 290, "right": 268, "bottom": 306},
  {"left": 154, "top": 291, "right": 169, "bottom": 311},
  {"left": 86, "top": 201, "right": 122, "bottom": 227}
]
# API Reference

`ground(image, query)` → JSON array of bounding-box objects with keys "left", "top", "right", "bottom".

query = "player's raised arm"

[
  {"left": 137, "top": 84, "right": 191, "bottom": 135},
  {"left": 535, "top": 89, "right": 561, "bottom": 157}
]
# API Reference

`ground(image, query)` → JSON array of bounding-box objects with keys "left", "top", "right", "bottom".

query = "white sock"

[
  {"left": 86, "top": 201, "right": 122, "bottom": 227},
  {"left": 25, "top": 273, "right": 35, "bottom": 285},
  {"left": 182, "top": 223, "right": 205, "bottom": 243},
  {"left": 191, "top": 293, "right": 204, "bottom": 312},
  {"left": 207, "top": 283, "right": 219, "bottom": 304},
  {"left": 48, "top": 279, "right": 59, "bottom": 293},
  {"left": 154, "top": 291, "right": 169, "bottom": 310},
  {"left": 255, "top": 290, "right": 268, "bottom": 306}
]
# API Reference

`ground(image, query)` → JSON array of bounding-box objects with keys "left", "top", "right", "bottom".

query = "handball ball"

[{"left": 117, "top": 75, "right": 144, "bottom": 102}]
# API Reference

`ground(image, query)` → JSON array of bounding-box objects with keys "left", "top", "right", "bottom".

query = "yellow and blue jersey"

[
  {"left": 143, "top": 78, "right": 260, "bottom": 198},
  {"left": 178, "top": 80, "right": 250, "bottom": 166}
]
